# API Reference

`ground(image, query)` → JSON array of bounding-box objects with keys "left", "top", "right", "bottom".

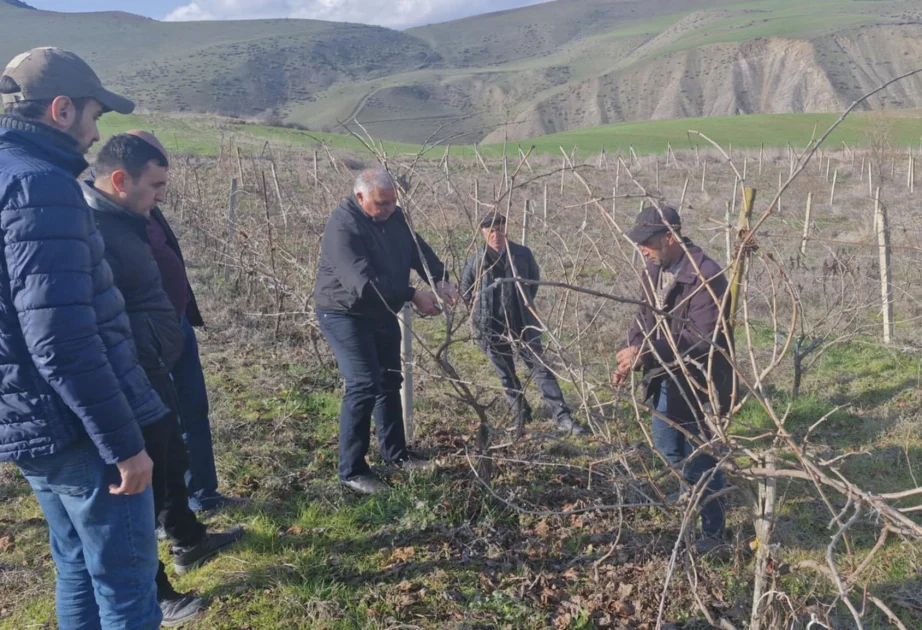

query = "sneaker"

[
  {"left": 341, "top": 474, "right": 389, "bottom": 495},
  {"left": 160, "top": 593, "right": 206, "bottom": 627},
  {"left": 556, "top": 413, "right": 589, "bottom": 436},
  {"left": 172, "top": 526, "right": 245, "bottom": 576}
]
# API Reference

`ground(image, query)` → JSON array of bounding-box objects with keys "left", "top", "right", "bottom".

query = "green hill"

[{"left": 4, "top": 0, "right": 922, "bottom": 145}]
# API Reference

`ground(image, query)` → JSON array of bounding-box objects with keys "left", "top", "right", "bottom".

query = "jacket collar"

[
  {"left": 481, "top": 241, "right": 525, "bottom": 260},
  {"left": 340, "top": 195, "right": 405, "bottom": 225},
  {"left": 645, "top": 238, "right": 707, "bottom": 285},
  {"left": 0, "top": 115, "right": 88, "bottom": 177},
  {"left": 81, "top": 179, "right": 149, "bottom": 227}
]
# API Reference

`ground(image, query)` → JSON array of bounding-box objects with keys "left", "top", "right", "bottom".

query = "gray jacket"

[{"left": 461, "top": 241, "right": 542, "bottom": 346}]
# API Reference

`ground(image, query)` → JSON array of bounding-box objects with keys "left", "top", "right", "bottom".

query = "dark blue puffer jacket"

[{"left": 0, "top": 116, "right": 168, "bottom": 464}]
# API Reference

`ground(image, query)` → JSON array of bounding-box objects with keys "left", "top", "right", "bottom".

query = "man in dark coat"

[
  {"left": 84, "top": 133, "right": 244, "bottom": 624},
  {"left": 128, "top": 129, "right": 232, "bottom": 514},
  {"left": 314, "top": 168, "right": 460, "bottom": 494},
  {"left": 612, "top": 205, "right": 734, "bottom": 553},
  {"left": 0, "top": 48, "right": 165, "bottom": 630},
  {"left": 461, "top": 212, "right": 585, "bottom": 435}
]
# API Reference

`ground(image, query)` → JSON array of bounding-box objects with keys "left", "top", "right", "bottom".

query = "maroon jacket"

[
  {"left": 628, "top": 239, "right": 734, "bottom": 415},
  {"left": 149, "top": 207, "right": 204, "bottom": 328}
]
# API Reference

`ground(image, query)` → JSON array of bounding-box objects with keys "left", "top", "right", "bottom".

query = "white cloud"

[{"left": 164, "top": 0, "right": 549, "bottom": 29}]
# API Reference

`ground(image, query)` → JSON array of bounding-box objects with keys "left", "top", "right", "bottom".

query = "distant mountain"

[{"left": 3, "top": 0, "right": 922, "bottom": 144}]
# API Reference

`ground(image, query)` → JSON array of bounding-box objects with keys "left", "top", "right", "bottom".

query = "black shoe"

[
  {"left": 694, "top": 532, "right": 731, "bottom": 558},
  {"left": 172, "top": 526, "right": 245, "bottom": 576},
  {"left": 191, "top": 494, "right": 252, "bottom": 514},
  {"left": 160, "top": 593, "right": 206, "bottom": 627},
  {"left": 393, "top": 452, "right": 435, "bottom": 472},
  {"left": 556, "top": 413, "right": 588, "bottom": 436},
  {"left": 341, "top": 474, "right": 389, "bottom": 495}
]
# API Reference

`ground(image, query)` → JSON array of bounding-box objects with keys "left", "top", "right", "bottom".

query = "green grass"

[{"left": 97, "top": 110, "right": 922, "bottom": 160}]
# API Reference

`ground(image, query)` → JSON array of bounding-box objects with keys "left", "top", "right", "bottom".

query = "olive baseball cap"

[{"left": 1, "top": 47, "right": 134, "bottom": 114}]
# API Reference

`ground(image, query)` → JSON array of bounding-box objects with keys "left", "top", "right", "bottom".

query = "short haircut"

[
  {"left": 0, "top": 75, "right": 92, "bottom": 120},
  {"left": 95, "top": 133, "right": 169, "bottom": 180},
  {"left": 354, "top": 168, "right": 395, "bottom": 196}
]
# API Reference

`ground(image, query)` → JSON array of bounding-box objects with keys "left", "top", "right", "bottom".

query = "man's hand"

[
  {"left": 109, "top": 449, "right": 154, "bottom": 496},
  {"left": 411, "top": 289, "right": 442, "bottom": 316},
  {"left": 611, "top": 346, "right": 642, "bottom": 388},
  {"left": 436, "top": 281, "right": 460, "bottom": 308}
]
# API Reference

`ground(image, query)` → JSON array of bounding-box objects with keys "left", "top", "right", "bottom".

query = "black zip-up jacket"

[
  {"left": 83, "top": 182, "right": 184, "bottom": 377},
  {"left": 313, "top": 196, "right": 447, "bottom": 317}
]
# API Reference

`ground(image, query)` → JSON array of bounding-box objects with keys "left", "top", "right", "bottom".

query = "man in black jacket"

[
  {"left": 84, "top": 134, "right": 244, "bottom": 624},
  {"left": 128, "top": 129, "right": 232, "bottom": 514},
  {"left": 461, "top": 212, "right": 586, "bottom": 435},
  {"left": 315, "top": 168, "right": 460, "bottom": 494}
]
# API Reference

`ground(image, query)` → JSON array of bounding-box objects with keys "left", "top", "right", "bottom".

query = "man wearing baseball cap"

[
  {"left": 0, "top": 49, "right": 164, "bottom": 628},
  {"left": 460, "top": 211, "right": 587, "bottom": 435},
  {"left": 612, "top": 205, "right": 734, "bottom": 555}
]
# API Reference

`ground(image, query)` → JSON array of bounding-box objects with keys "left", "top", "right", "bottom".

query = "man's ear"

[
  {"left": 110, "top": 169, "right": 129, "bottom": 197},
  {"left": 49, "top": 96, "right": 76, "bottom": 128},
  {"left": 355, "top": 191, "right": 364, "bottom": 204}
]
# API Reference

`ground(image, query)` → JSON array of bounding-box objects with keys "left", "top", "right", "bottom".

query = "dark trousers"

[
  {"left": 652, "top": 378, "right": 725, "bottom": 536},
  {"left": 171, "top": 316, "right": 221, "bottom": 511},
  {"left": 484, "top": 335, "right": 571, "bottom": 423},
  {"left": 143, "top": 373, "right": 207, "bottom": 599},
  {"left": 318, "top": 310, "right": 408, "bottom": 481}
]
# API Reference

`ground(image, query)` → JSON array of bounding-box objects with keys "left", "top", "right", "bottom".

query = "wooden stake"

[
  {"left": 800, "top": 192, "right": 813, "bottom": 256},
  {"left": 474, "top": 179, "right": 480, "bottom": 222},
  {"left": 830, "top": 168, "right": 838, "bottom": 206},
  {"left": 875, "top": 187, "right": 893, "bottom": 343},
  {"left": 224, "top": 178, "right": 238, "bottom": 286},
  {"left": 543, "top": 183, "right": 548, "bottom": 220},
  {"left": 778, "top": 170, "right": 783, "bottom": 214},
  {"left": 679, "top": 177, "right": 689, "bottom": 213},
  {"left": 312, "top": 150, "right": 319, "bottom": 187},
  {"left": 269, "top": 160, "right": 287, "bottom": 229},
  {"left": 759, "top": 143, "right": 764, "bottom": 175},
  {"left": 522, "top": 199, "right": 530, "bottom": 247},
  {"left": 701, "top": 160, "right": 707, "bottom": 193},
  {"left": 399, "top": 304, "right": 414, "bottom": 441},
  {"left": 729, "top": 188, "right": 757, "bottom": 325}
]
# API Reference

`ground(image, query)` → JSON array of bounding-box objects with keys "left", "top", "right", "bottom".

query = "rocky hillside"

[{"left": 2, "top": 0, "right": 922, "bottom": 144}]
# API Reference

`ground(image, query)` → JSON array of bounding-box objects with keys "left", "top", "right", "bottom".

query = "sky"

[{"left": 25, "top": 0, "right": 551, "bottom": 28}]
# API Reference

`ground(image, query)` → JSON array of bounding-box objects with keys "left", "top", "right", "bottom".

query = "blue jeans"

[
  {"left": 17, "top": 439, "right": 161, "bottom": 630},
  {"left": 652, "top": 378, "right": 725, "bottom": 536},
  {"left": 171, "top": 316, "right": 221, "bottom": 511},
  {"left": 318, "top": 310, "right": 408, "bottom": 480}
]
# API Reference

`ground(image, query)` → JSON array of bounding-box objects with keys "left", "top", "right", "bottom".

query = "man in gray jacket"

[{"left": 461, "top": 212, "right": 586, "bottom": 435}]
